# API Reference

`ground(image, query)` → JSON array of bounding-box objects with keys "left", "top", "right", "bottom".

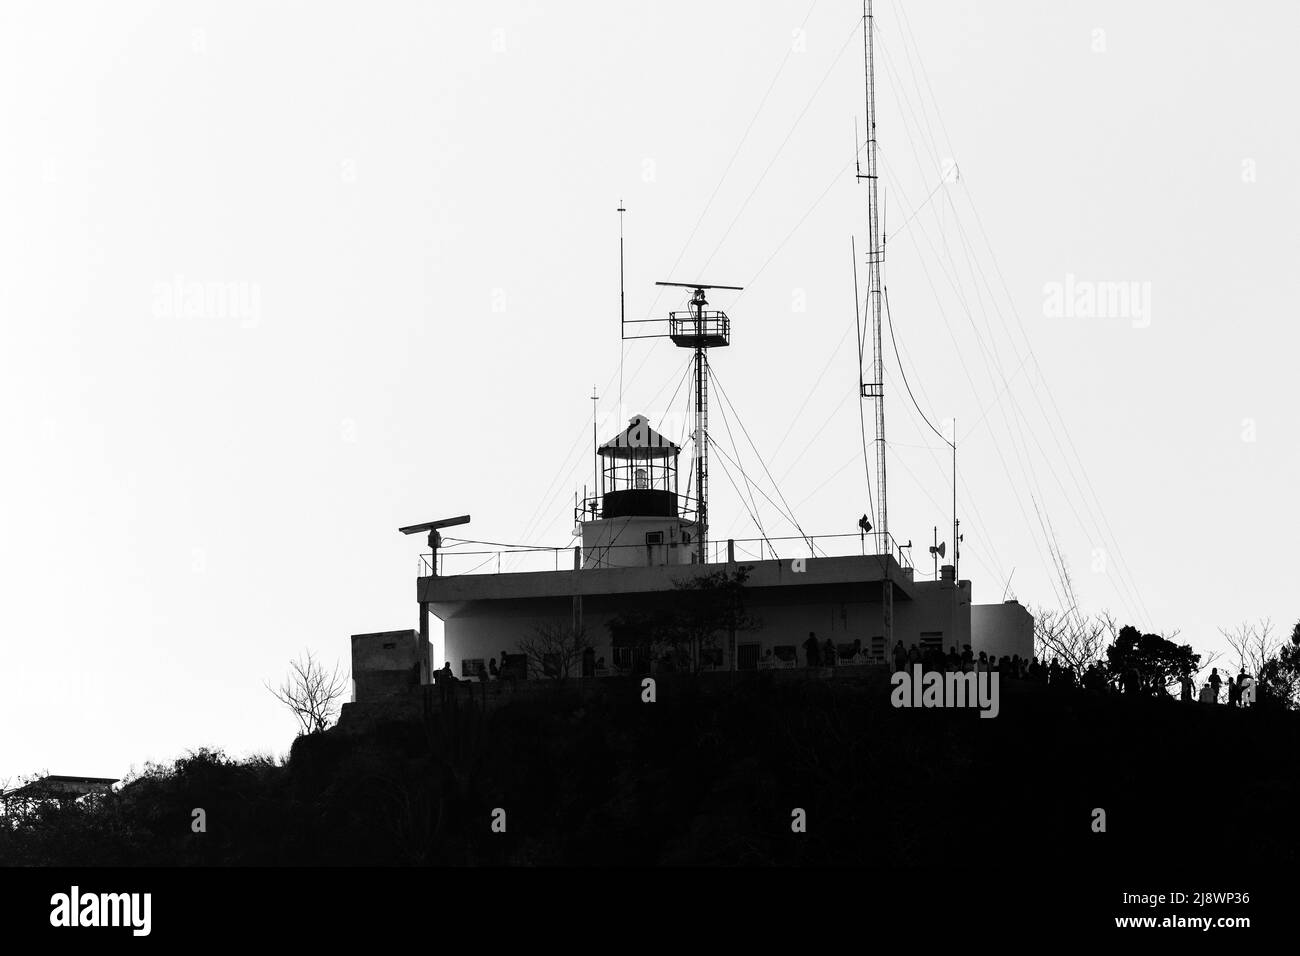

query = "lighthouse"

[{"left": 578, "top": 414, "right": 700, "bottom": 569}]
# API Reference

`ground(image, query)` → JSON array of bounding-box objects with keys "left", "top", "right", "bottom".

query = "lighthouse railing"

[{"left": 420, "top": 530, "right": 913, "bottom": 577}]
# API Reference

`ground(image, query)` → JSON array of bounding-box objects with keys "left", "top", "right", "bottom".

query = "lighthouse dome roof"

[{"left": 598, "top": 415, "right": 679, "bottom": 459}]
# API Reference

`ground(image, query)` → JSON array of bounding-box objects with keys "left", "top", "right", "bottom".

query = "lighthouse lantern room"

[{"left": 577, "top": 414, "right": 700, "bottom": 569}]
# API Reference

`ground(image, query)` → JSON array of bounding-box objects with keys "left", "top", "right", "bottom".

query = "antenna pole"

[
  {"left": 952, "top": 418, "right": 959, "bottom": 649},
  {"left": 653, "top": 281, "right": 737, "bottom": 565},
  {"left": 952, "top": 417, "right": 958, "bottom": 583},
  {"left": 592, "top": 385, "right": 600, "bottom": 502},
  {"left": 618, "top": 201, "right": 626, "bottom": 410},
  {"left": 694, "top": 291, "right": 709, "bottom": 564},
  {"left": 860, "top": 0, "right": 887, "bottom": 554},
  {"left": 858, "top": 0, "right": 892, "bottom": 646}
]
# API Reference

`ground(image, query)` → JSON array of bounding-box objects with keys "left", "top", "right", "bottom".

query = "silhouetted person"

[
  {"left": 907, "top": 644, "right": 922, "bottom": 669},
  {"left": 1179, "top": 672, "right": 1193, "bottom": 702},
  {"left": 1208, "top": 668, "right": 1222, "bottom": 703},
  {"left": 1085, "top": 663, "right": 1106, "bottom": 693},
  {"left": 1227, "top": 676, "right": 1240, "bottom": 707},
  {"left": 961, "top": 645, "right": 974, "bottom": 673},
  {"left": 804, "top": 632, "right": 821, "bottom": 668},
  {"left": 436, "top": 661, "right": 458, "bottom": 704},
  {"left": 489, "top": 657, "right": 500, "bottom": 678},
  {"left": 893, "top": 641, "right": 907, "bottom": 673},
  {"left": 823, "top": 638, "right": 836, "bottom": 666},
  {"left": 948, "top": 646, "right": 962, "bottom": 671},
  {"left": 476, "top": 661, "right": 489, "bottom": 683},
  {"left": 1237, "top": 670, "right": 1250, "bottom": 706},
  {"left": 582, "top": 645, "right": 595, "bottom": 678}
]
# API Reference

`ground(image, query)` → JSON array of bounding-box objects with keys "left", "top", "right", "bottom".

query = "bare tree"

[
  {"left": 1219, "top": 618, "right": 1299, "bottom": 708},
  {"left": 517, "top": 623, "right": 586, "bottom": 681},
  {"left": 266, "top": 650, "right": 349, "bottom": 735},
  {"left": 609, "top": 567, "right": 758, "bottom": 673},
  {"left": 1030, "top": 607, "right": 1118, "bottom": 675},
  {"left": 1219, "top": 619, "right": 1278, "bottom": 678}
]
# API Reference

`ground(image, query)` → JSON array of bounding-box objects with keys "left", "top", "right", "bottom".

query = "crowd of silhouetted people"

[
  {"left": 868, "top": 636, "right": 1257, "bottom": 706},
  {"left": 426, "top": 635, "right": 1257, "bottom": 707}
]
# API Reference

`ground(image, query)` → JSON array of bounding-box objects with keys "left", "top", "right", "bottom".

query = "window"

[
  {"left": 646, "top": 531, "right": 664, "bottom": 545},
  {"left": 870, "top": 636, "right": 885, "bottom": 662},
  {"left": 612, "top": 645, "right": 650, "bottom": 674},
  {"left": 460, "top": 659, "right": 484, "bottom": 678}
]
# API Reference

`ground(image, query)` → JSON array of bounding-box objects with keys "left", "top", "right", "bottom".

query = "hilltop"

[{"left": 3, "top": 674, "right": 1296, "bottom": 866}]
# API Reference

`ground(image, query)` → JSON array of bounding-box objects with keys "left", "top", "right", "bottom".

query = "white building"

[{"left": 351, "top": 413, "right": 1033, "bottom": 696}]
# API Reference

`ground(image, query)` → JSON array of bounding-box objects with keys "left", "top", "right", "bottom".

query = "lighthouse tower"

[{"left": 577, "top": 414, "right": 700, "bottom": 569}]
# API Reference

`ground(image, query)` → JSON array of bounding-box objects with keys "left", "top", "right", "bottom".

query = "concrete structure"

[
  {"left": 348, "top": 2, "right": 1037, "bottom": 705},
  {"left": 579, "top": 415, "right": 698, "bottom": 570},
  {"left": 424, "top": 551, "right": 976, "bottom": 678},
  {"left": 350, "top": 413, "right": 1032, "bottom": 700},
  {"left": 971, "top": 600, "right": 1035, "bottom": 662},
  {"left": 351, "top": 629, "right": 428, "bottom": 701},
  {"left": 1, "top": 775, "right": 119, "bottom": 814}
]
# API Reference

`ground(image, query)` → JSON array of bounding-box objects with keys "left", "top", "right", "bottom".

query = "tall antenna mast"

[
  {"left": 618, "top": 201, "right": 627, "bottom": 408},
  {"left": 655, "top": 281, "right": 740, "bottom": 564},
  {"left": 857, "top": 0, "right": 894, "bottom": 650},
  {"left": 592, "top": 385, "right": 600, "bottom": 497},
  {"left": 859, "top": 0, "right": 888, "bottom": 554}
]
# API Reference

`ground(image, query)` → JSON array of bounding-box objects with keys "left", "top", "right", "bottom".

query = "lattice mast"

[
  {"left": 858, "top": 0, "right": 888, "bottom": 555},
  {"left": 654, "top": 281, "right": 740, "bottom": 564}
]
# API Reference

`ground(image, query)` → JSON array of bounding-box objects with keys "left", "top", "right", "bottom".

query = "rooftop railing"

[{"left": 419, "top": 531, "right": 914, "bottom": 578}]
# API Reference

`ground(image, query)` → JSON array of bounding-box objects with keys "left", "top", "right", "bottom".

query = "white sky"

[{"left": 2, "top": 0, "right": 1297, "bottom": 782}]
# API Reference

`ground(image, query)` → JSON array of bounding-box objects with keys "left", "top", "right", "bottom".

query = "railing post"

[{"left": 727, "top": 538, "right": 735, "bottom": 563}]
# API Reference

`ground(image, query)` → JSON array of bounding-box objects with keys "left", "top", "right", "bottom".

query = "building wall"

[
  {"left": 351, "top": 629, "right": 427, "bottom": 701},
  {"left": 437, "top": 577, "right": 972, "bottom": 677},
  {"left": 580, "top": 516, "right": 698, "bottom": 569},
  {"left": 970, "top": 601, "right": 1035, "bottom": 662}
]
